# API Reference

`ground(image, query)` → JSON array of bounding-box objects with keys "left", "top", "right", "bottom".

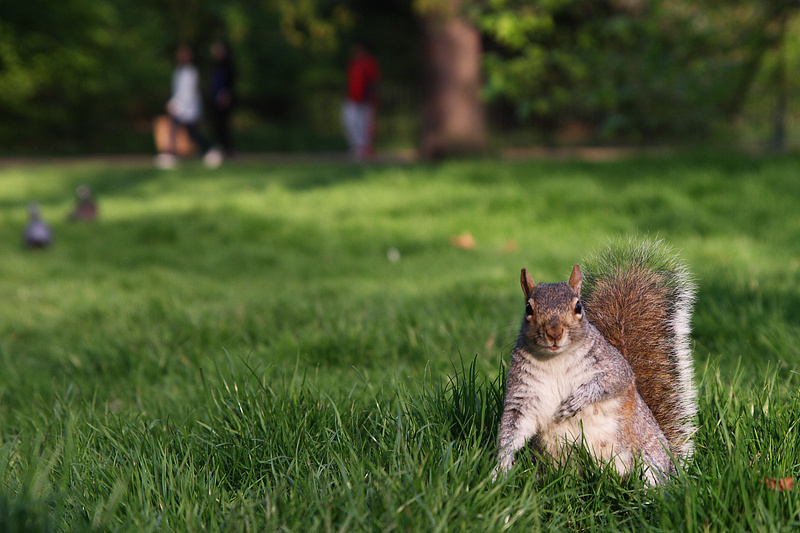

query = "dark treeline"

[{"left": 0, "top": 0, "right": 798, "bottom": 155}]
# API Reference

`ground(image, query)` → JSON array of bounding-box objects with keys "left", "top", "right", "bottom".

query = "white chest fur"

[{"left": 512, "top": 344, "right": 630, "bottom": 466}]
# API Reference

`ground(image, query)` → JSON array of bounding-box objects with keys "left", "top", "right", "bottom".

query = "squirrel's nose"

[{"left": 546, "top": 324, "right": 564, "bottom": 343}]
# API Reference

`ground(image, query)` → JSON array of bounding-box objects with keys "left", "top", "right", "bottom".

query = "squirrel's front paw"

[
  {"left": 554, "top": 396, "right": 583, "bottom": 421},
  {"left": 492, "top": 456, "right": 514, "bottom": 482}
]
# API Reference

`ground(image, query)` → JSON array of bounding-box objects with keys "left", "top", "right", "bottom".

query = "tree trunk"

[
  {"left": 419, "top": 2, "right": 488, "bottom": 159},
  {"left": 772, "top": 11, "right": 788, "bottom": 152},
  {"left": 723, "top": 1, "right": 798, "bottom": 121}
]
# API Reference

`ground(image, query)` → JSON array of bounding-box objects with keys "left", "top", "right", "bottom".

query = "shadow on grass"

[{"left": 0, "top": 159, "right": 375, "bottom": 216}]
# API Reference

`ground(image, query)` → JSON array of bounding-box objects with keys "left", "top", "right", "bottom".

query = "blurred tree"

[
  {"left": 416, "top": 0, "right": 488, "bottom": 158},
  {"left": 477, "top": 0, "right": 800, "bottom": 142},
  {"left": 0, "top": 0, "right": 170, "bottom": 151},
  {"left": 1, "top": 0, "right": 799, "bottom": 153},
  {"left": 771, "top": 9, "right": 790, "bottom": 150}
]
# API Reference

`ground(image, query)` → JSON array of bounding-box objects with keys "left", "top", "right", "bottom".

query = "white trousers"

[{"left": 341, "top": 100, "right": 373, "bottom": 157}]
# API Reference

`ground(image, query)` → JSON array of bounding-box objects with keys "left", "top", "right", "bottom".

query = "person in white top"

[
  {"left": 168, "top": 45, "right": 202, "bottom": 124},
  {"left": 155, "top": 44, "right": 222, "bottom": 169}
]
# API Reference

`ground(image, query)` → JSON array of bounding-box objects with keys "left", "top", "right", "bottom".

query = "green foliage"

[
  {"left": 0, "top": 153, "right": 799, "bottom": 529},
  {"left": 4, "top": 0, "right": 800, "bottom": 151},
  {"left": 0, "top": 1, "right": 170, "bottom": 142},
  {"left": 478, "top": 0, "right": 800, "bottom": 140}
]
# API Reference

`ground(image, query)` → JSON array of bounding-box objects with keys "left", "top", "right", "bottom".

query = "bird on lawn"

[
  {"left": 69, "top": 184, "right": 98, "bottom": 221},
  {"left": 23, "top": 203, "right": 53, "bottom": 248}
]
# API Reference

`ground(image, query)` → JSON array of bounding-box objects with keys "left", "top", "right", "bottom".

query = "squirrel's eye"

[
  {"left": 525, "top": 302, "right": 533, "bottom": 316},
  {"left": 574, "top": 301, "right": 582, "bottom": 315}
]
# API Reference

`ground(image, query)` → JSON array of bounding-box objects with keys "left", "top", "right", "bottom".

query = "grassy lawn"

[{"left": 0, "top": 152, "right": 799, "bottom": 531}]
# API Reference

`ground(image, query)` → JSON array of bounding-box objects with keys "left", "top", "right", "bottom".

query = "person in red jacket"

[{"left": 341, "top": 44, "right": 380, "bottom": 160}]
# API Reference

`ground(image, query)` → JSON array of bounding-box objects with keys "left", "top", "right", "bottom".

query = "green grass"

[{"left": 0, "top": 152, "right": 799, "bottom": 531}]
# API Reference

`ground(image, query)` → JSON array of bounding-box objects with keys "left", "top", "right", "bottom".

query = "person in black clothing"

[{"left": 210, "top": 39, "right": 236, "bottom": 156}]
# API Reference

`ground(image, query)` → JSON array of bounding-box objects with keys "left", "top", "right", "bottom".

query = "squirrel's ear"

[
  {"left": 520, "top": 268, "right": 536, "bottom": 297},
  {"left": 569, "top": 264, "right": 583, "bottom": 295}
]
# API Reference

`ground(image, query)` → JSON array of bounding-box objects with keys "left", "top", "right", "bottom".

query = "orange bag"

[{"left": 153, "top": 115, "right": 196, "bottom": 156}]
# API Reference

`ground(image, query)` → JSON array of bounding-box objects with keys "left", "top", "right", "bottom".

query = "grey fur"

[{"left": 494, "top": 249, "right": 692, "bottom": 486}]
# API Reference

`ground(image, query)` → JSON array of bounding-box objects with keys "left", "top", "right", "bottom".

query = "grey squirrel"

[{"left": 494, "top": 240, "right": 697, "bottom": 485}]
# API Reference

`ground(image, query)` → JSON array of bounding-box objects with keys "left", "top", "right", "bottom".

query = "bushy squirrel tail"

[{"left": 581, "top": 238, "right": 697, "bottom": 462}]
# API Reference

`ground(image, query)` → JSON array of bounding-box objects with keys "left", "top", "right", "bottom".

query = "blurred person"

[
  {"left": 210, "top": 39, "right": 236, "bottom": 156},
  {"left": 342, "top": 44, "right": 380, "bottom": 160},
  {"left": 155, "top": 44, "right": 222, "bottom": 169}
]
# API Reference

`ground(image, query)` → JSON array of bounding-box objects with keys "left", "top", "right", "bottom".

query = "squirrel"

[{"left": 494, "top": 240, "right": 697, "bottom": 485}]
